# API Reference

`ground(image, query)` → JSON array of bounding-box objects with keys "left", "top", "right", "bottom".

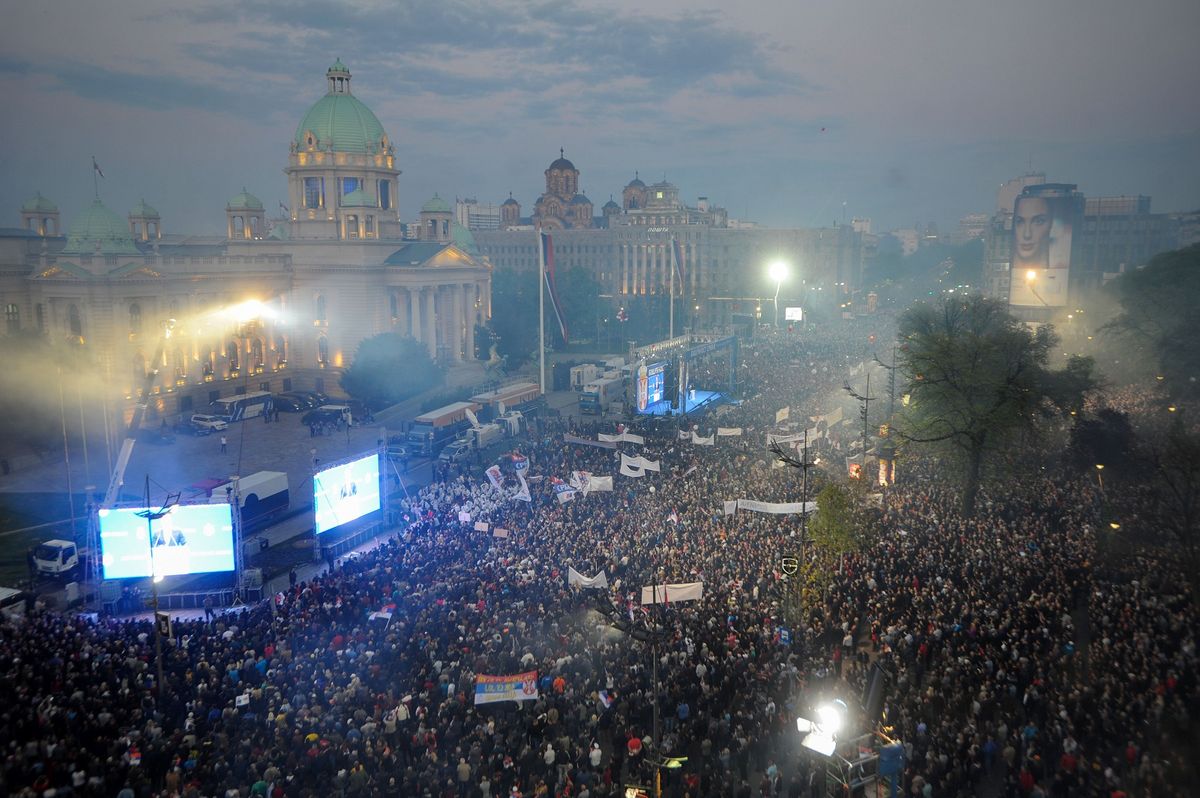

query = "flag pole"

[
  {"left": 669, "top": 240, "right": 675, "bottom": 340},
  {"left": 537, "top": 231, "right": 546, "bottom": 395}
]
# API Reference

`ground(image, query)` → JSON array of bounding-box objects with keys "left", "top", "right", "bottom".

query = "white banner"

[
  {"left": 567, "top": 567, "right": 610, "bottom": 590},
  {"left": 485, "top": 465, "right": 503, "bottom": 489},
  {"left": 458, "top": 511, "right": 472, "bottom": 523},
  {"left": 599, "top": 432, "right": 645, "bottom": 445},
  {"left": 767, "top": 433, "right": 803, "bottom": 446},
  {"left": 717, "top": 427, "right": 743, "bottom": 437},
  {"left": 571, "top": 471, "right": 613, "bottom": 493},
  {"left": 512, "top": 473, "right": 531, "bottom": 502},
  {"left": 625, "top": 454, "right": 660, "bottom": 472},
  {"left": 678, "top": 430, "right": 692, "bottom": 441},
  {"left": 691, "top": 433, "right": 714, "bottom": 446},
  {"left": 640, "top": 582, "right": 704, "bottom": 605},
  {"left": 734, "top": 499, "right": 816, "bottom": 515},
  {"left": 820, "top": 408, "right": 843, "bottom": 426},
  {"left": 564, "top": 434, "right": 617, "bottom": 450},
  {"left": 474, "top": 520, "right": 490, "bottom": 532},
  {"left": 620, "top": 459, "right": 646, "bottom": 478},
  {"left": 775, "top": 407, "right": 790, "bottom": 423},
  {"left": 723, "top": 500, "right": 738, "bottom": 516}
]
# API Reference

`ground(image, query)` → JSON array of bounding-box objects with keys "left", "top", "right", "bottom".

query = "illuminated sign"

[
  {"left": 99, "top": 503, "right": 235, "bottom": 580},
  {"left": 314, "top": 453, "right": 382, "bottom": 534}
]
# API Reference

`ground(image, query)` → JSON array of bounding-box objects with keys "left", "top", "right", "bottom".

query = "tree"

[
  {"left": 808, "top": 483, "right": 861, "bottom": 554},
  {"left": 1102, "top": 244, "right": 1200, "bottom": 399},
  {"left": 558, "top": 266, "right": 604, "bottom": 345},
  {"left": 340, "top": 333, "right": 442, "bottom": 409},
  {"left": 897, "top": 294, "right": 1096, "bottom": 515},
  {"left": 486, "top": 266, "right": 538, "bottom": 365}
]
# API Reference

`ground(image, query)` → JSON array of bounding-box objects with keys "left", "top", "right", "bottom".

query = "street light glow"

[
  {"left": 768, "top": 260, "right": 790, "bottom": 283},
  {"left": 817, "top": 702, "right": 844, "bottom": 735},
  {"left": 1026, "top": 269, "right": 1037, "bottom": 281}
]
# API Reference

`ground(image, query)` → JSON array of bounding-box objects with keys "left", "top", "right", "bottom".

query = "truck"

[
  {"left": 407, "top": 401, "right": 482, "bottom": 457},
  {"left": 495, "top": 410, "right": 525, "bottom": 437},
  {"left": 192, "top": 470, "right": 290, "bottom": 529},
  {"left": 570, "top": 364, "right": 600, "bottom": 391},
  {"left": 580, "top": 376, "right": 624, "bottom": 415},
  {"left": 464, "top": 422, "right": 504, "bottom": 449},
  {"left": 469, "top": 382, "right": 543, "bottom": 420},
  {"left": 31, "top": 539, "right": 89, "bottom": 579}
]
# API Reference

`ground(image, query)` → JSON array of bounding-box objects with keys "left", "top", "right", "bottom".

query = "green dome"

[
  {"left": 341, "top": 188, "right": 372, "bottom": 207},
  {"left": 421, "top": 194, "right": 451, "bottom": 213},
  {"left": 451, "top": 221, "right": 479, "bottom": 256},
  {"left": 227, "top": 188, "right": 263, "bottom": 210},
  {"left": 62, "top": 199, "right": 139, "bottom": 255},
  {"left": 22, "top": 192, "right": 58, "bottom": 213},
  {"left": 130, "top": 198, "right": 159, "bottom": 218},
  {"left": 294, "top": 61, "right": 389, "bottom": 155}
]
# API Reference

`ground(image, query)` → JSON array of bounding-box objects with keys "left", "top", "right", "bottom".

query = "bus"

[
  {"left": 469, "top": 381, "right": 543, "bottom": 420},
  {"left": 210, "top": 390, "right": 274, "bottom": 422}
]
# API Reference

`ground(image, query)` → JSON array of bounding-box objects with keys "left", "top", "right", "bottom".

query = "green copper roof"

[
  {"left": 294, "top": 61, "right": 389, "bottom": 155},
  {"left": 62, "top": 199, "right": 139, "bottom": 255},
  {"left": 22, "top": 192, "right": 58, "bottom": 213},
  {"left": 421, "top": 194, "right": 451, "bottom": 213},
  {"left": 341, "top": 188, "right": 373, "bottom": 207},
  {"left": 227, "top": 188, "right": 263, "bottom": 210},
  {"left": 130, "top": 198, "right": 159, "bottom": 218},
  {"left": 451, "top": 221, "right": 479, "bottom": 256}
]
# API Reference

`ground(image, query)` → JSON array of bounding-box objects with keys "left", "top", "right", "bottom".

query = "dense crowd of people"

[{"left": 1, "top": 323, "right": 1196, "bottom": 798}]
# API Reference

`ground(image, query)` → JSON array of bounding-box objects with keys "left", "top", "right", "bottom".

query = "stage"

[{"left": 640, "top": 389, "right": 723, "bottom": 416}]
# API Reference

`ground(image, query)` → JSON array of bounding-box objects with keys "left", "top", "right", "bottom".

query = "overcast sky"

[{"left": 2, "top": 0, "right": 1198, "bottom": 236}]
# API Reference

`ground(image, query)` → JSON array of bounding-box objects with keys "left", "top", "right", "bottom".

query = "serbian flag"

[
  {"left": 539, "top": 232, "right": 569, "bottom": 343},
  {"left": 671, "top": 237, "right": 685, "bottom": 289}
]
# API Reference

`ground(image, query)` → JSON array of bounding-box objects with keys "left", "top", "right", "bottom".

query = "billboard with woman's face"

[{"left": 1008, "top": 193, "right": 1073, "bottom": 307}]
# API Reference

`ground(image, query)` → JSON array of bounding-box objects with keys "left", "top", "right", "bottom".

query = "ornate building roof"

[
  {"left": 227, "top": 189, "right": 264, "bottom": 210},
  {"left": 22, "top": 192, "right": 58, "bottom": 213},
  {"left": 293, "top": 60, "right": 389, "bottom": 154},
  {"left": 62, "top": 199, "right": 139, "bottom": 255}
]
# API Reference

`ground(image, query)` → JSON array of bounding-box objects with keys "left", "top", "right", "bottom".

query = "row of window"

[{"left": 303, "top": 177, "right": 392, "bottom": 210}]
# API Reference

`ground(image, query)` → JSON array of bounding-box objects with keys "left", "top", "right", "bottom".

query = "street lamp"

[
  {"left": 1095, "top": 463, "right": 1105, "bottom": 493},
  {"left": 768, "top": 260, "right": 790, "bottom": 327}
]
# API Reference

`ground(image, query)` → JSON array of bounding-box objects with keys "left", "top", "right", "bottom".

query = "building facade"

[
  {"left": 477, "top": 154, "right": 865, "bottom": 330},
  {"left": 0, "top": 60, "right": 491, "bottom": 422}
]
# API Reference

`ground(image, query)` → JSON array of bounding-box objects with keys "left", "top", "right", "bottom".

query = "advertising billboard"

[
  {"left": 99, "top": 503, "right": 235, "bottom": 580},
  {"left": 784, "top": 307, "right": 804, "bottom": 321},
  {"left": 1008, "top": 189, "right": 1075, "bottom": 308},
  {"left": 314, "top": 452, "right": 381, "bottom": 535}
]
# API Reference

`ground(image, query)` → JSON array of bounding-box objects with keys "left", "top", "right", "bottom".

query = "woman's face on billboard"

[{"left": 1014, "top": 197, "right": 1051, "bottom": 264}]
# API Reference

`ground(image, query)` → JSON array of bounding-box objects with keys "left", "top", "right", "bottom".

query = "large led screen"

[
  {"left": 314, "top": 453, "right": 381, "bottom": 535},
  {"left": 99, "top": 503, "right": 235, "bottom": 580},
  {"left": 1008, "top": 192, "right": 1074, "bottom": 308}
]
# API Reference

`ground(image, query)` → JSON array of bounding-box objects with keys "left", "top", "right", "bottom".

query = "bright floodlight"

[
  {"left": 769, "top": 260, "right": 790, "bottom": 283},
  {"left": 227, "top": 298, "right": 277, "bottom": 323},
  {"left": 1025, "top": 269, "right": 1037, "bottom": 282},
  {"left": 817, "top": 702, "right": 845, "bottom": 735}
]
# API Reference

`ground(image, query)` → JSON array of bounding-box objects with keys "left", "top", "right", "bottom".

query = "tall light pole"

[
  {"left": 136, "top": 475, "right": 177, "bottom": 707},
  {"left": 768, "top": 260, "right": 790, "bottom": 328}
]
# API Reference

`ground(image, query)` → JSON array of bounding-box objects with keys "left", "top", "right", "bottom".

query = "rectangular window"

[
  {"left": 341, "top": 177, "right": 361, "bottom": 197},
  {"left": 365, "top": 215, "right": 374, "bottom": 233},
  {"left": 304, "top": 177, "right": 324, "bottom": 209},
  {"left": 178, "top": 395, "right": 194, "bottom": 413},
  {"left": 378, "top": 180, "right": 391, "bottom": 210},
  {"left": 283, "top": 378, "right": 293, "bottom": 392},
  {"left": 260, "top": 382, "right": 271, "bottom": 392}
]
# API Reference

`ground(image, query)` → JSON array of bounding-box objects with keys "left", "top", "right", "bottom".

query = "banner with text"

[
  {"left": 640, "top": 582, "right": 704, "bottom": 605},
  {"left": 474, "top": 671, "right": 539, "bottom": 705}
]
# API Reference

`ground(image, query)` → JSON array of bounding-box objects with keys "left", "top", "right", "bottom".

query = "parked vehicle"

[
  {"left": 278, "top": 392, "right": 318, "bottom": 409},
  {"left": 272, "top": 394, "right": 307, "bottom": 412},
  {"left": 580, "top": 376, "right": 624, "bottom": 414},
  {"left": 407, "top": 401, "right": 482, "bottom": 456},
  {"left": 464, "top": 422, "right": 504, "bottom": 448},
  {"left": 190, "top": 413, "right": 230, "bottom": 433},
  {"left": 302, "top": 405, "right": 351, "bottom": 427},
  {"left": 210, "top": 390, "right": 274, "bottom": 421},
  {"left": 31, "top": 539, "right": 89, "bottom": 579},
  {"left": 438, "top": 439, "right": 473, "bottom": 464}
]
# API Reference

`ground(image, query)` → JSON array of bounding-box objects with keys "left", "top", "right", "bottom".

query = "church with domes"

[{"left": 0, "top": 60, "right": 492, "bottom": 423}]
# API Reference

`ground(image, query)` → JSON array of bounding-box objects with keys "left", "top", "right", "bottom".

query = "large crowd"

[{"left": 1, "top": 323, "right": 1196, "bottom": 798}]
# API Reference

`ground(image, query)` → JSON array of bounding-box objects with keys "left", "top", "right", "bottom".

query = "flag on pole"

[
  {"left": 671, "top": 237, "right": 685, "bottom": 288},
  {"left": 92, "top": 157, "right": 105, "bottom": 179},
  {"left": 539, "top": 232, "right": 569, "bottom": 343}
]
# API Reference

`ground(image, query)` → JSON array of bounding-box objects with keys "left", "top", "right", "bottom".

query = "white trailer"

[{"left": 570, "top": 364, "right": 600, "bottom": 391}]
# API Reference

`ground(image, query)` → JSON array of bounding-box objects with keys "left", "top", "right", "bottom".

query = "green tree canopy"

[
  {"left": 1102, "top": 244, "right": 1200, "bottom": 399},
  {"left": 897, "top": 294, "right": 1096, "bottom": 514},
  {"left": 487, "top": 266, "right": 538, "bottom": 365},
  {"left": 340, "top": 333, "right": 442, "bottom": 409},
  {"left": 808, "top": 483, "right": 861, "bottom": 554}
]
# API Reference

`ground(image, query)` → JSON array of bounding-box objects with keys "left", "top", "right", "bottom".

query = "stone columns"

[
  {"left": 410, "top": 287, "right": 422, "bottom": 343},
  {"left": 423, "top": 287, "right": 437, "bottom": 359}
]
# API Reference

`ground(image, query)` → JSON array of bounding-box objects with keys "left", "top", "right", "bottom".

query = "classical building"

[
  {"left": 0, "top": 60, "right": 491, "bottom": 422},
  {"left": 477, "top": 154, "right": 864, "bottom": 330},
  {"left": 531, "top": 151, "right": 593, "bottom": 230}
]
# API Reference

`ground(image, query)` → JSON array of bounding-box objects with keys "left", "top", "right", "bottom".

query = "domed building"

[
  {"left": 532, "top": 150, "right": 594, "bottom": 230},
  {"left": 2, "top": 59, "right": 491, "bottom": 430},
  {"left": 286, "top": 59, "right": 402, "bottom": 241}
]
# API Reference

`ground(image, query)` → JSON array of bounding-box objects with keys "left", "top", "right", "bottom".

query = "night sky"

[{"left": 2, "top": 0, "right": 1197, "bottom": 236}]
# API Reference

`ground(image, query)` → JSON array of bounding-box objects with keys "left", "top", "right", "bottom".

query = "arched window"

[
  {"left": 226, "top": 341, "right": 239, "bottom": 371},
  {"left": 173, "top": 348, "right": 186, "bottom": 379},
  {"left": 35, "top": 304, "right": 45, "bottom": 332},
  {"left": 275, "top": 333, "right": 287, "bottom": 366},
  {"left": 315, "top": 294, "right": 327, "bottom": 322},
  {"left": 129, "top": 303, "right": 142, "bottom": 334},
  {"left": 67, "top": 304, "right": 82, "bottom": 338},
  {"left": 233, "top": 216, "right": 244, "bottom": 238},
  {"left": 317, "top": 336, "right": 330, "bottom": 366},
  {"left": 5, "top": 303, "right": 18, "bottom": 334},
  {"left": 251, "top": 338, "right": 264, "bottom": 370}
]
